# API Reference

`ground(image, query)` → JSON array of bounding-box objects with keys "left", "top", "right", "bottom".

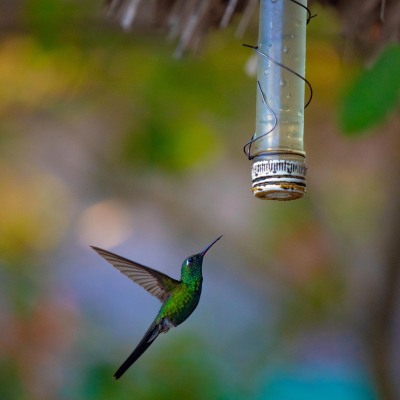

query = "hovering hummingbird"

[{"left": 91, "top": 235, "right": 222, "bottom": 379}]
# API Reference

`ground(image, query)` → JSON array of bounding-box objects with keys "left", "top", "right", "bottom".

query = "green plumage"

[{"left": 91, "top": 235, "right": 222, "bottom": 379}]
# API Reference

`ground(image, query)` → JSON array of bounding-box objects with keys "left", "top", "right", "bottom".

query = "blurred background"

[{"left": 0, "top": 0, "right": 399, "bottom": 399}]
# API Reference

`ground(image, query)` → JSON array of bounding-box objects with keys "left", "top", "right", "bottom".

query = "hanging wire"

[
  {"left": 243, "top": 0, "right": 315, "bottom": 160},
  {"left": 243, "top": 80, "right": 278, "bottom": 159},
  {"left": 289, "top": 0, "right": 317, "bottom": 24}
]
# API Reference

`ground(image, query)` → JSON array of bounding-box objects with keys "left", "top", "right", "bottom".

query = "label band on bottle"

[{"left": 251, "top": 159, "right": 307, "bottom": 200}]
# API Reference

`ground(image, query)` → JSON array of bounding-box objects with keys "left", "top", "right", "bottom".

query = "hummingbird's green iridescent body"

[{"left": 91, "top": 235, "right": 222, "bottom": 379}]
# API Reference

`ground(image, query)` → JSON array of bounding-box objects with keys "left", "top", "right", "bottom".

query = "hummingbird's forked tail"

[{"left": 114, "top": 321, "right": 160, "bottom": 379}]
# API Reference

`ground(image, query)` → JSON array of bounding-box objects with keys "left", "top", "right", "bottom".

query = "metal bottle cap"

[{"left": 251, "top": 158, "right": 307, "bottom": 200}]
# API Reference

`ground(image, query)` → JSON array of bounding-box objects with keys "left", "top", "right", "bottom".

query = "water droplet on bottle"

[
  {"left": 280, "top": 79, "right": 286, "bottom": 87},
  {"left": 287, "top": 93, "right": 291, "bottom": 99},
  {"left": 283, "top": 46, "right": 289, "bottom": 54}
]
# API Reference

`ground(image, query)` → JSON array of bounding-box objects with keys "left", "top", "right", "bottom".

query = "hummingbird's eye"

[{"left": 188, "top": 257, "right": 194, "bottom": 263}]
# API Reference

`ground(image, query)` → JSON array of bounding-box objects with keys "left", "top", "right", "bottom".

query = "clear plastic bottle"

[{"left": 251, "top": 0, "right": 308, "bottom": 200}]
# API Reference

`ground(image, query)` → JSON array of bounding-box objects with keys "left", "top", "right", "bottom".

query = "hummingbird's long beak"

[{"left": 200, "top": 235, "right": 223, "bottom": 257}]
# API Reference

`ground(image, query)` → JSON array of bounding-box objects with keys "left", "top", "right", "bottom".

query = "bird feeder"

[{"left": 245, "top": 0, "right": 310, "bottom": 201}]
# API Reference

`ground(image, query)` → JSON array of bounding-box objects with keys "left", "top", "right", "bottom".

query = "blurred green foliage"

[
  {"left": 0, "top": 359, "right": 24, "bottom": 400},
  {"left": 71, "top": 337, "right": 235, "bottom": 400},
  {"left": 24, "top": 0, "right": 94, "bottom": 48},
  {"left": 339, "top": 44, "right": 400, "bottom": 134},
  {"left": 2, "top": 0, "right": 252, "bottom": 174}
]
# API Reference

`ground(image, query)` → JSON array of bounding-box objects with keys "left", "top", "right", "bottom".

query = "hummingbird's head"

[{"left": 181, "top": 235, "right": 222, "bottom": 284}]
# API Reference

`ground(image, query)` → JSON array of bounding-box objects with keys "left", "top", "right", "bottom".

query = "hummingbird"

[{"left": 91, "top": 235, "right": 222, "bottom": 379}]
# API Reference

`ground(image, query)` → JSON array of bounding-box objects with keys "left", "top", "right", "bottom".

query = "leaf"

[{"left": 339, "top": 44, "right": 400, "bottom": 135}]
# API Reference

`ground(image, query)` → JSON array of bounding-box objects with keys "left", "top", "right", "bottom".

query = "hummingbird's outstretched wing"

[{"left": 91, "top": 246, "right": 180, "bottom": 302}]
